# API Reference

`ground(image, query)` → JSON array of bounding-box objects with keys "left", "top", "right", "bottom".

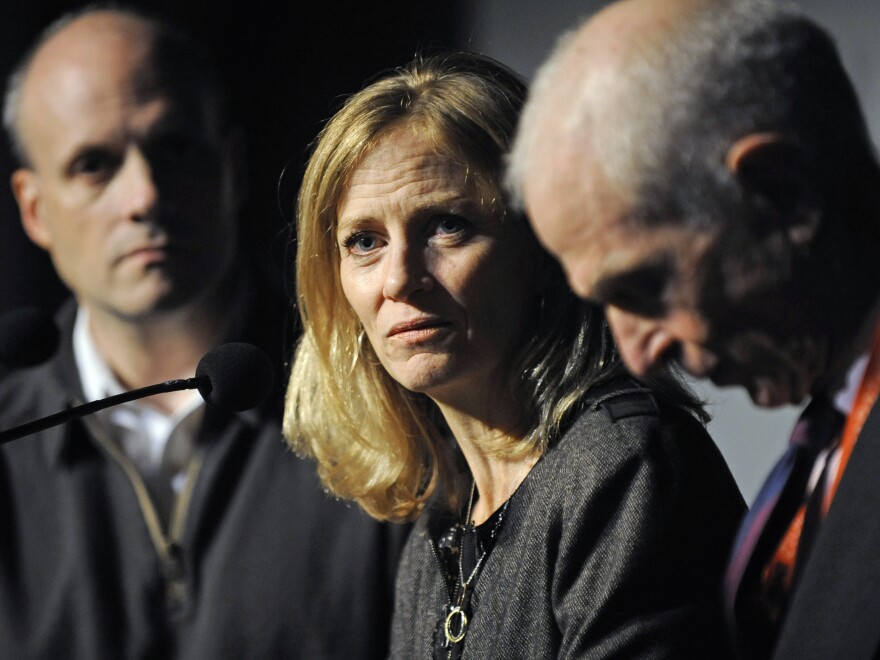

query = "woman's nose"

[{"left": 382, "top": 244, "right": 434, "bottom": 301}]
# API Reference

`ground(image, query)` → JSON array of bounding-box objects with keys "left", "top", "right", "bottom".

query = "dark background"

[{"left": 0, "top": 0, "right": 466, "bottom": 315}]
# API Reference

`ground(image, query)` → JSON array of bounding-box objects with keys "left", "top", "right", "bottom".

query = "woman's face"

[{"left": 336, "top": 125, "right": 538, "bottom": 405}]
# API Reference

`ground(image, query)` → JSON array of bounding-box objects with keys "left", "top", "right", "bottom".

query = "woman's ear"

[{"left": 726, "top": 132, "right": 819, "bottom": 247}]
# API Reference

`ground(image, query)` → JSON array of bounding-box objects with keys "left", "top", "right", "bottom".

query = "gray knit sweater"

[{"left": 390, "top": 381, "right": 745, "bottom": 659}]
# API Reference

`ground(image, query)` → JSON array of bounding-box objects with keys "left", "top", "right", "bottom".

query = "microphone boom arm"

[{"left": 0, "top": 377, "right": 202, "bottom": 444}]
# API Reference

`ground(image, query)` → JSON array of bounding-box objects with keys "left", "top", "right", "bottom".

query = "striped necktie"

[{"left": 724, "top": 395, "right": 844, "bottom": 659}]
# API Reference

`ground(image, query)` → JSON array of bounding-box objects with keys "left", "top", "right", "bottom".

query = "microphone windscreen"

[
  {"left": 195, "top": 342, "right": 274, "bottom": 411},
  {"left": 0, "top": 307, "right": 60, "bottom": 368}
]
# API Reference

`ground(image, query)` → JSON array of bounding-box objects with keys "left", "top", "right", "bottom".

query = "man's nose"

[
  {"left": 117, "top": 147, "right": 159, "bottom": 221},
  {"left": 382, "top": 244, "right": 434, "bottom": 301},
  {"left": 606, "top": 306, "right": 676, "bottom": 377}
]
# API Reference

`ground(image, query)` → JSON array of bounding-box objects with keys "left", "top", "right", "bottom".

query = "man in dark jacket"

[{"left": 0, "top": 7, "right": 406, "bottom": 658}]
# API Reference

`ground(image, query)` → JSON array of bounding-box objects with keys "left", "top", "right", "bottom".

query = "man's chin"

[
  {"left": 708, "top": 369, "right": 803, "bottom": 408},
  {"left": 106, "top": 288, "right": 199, "bottom": 323},
  {"left": 746, "top": 376, "right": 806, "bottom": 408}
]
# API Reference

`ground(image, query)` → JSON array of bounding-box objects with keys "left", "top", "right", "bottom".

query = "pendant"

[{"left": 444, "top": 605, "right": 468, "bottom": 644}]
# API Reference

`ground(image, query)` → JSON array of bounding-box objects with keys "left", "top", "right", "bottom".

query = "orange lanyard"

[{"left": 823, "top": 323, "right": 880, "bottom": 513}]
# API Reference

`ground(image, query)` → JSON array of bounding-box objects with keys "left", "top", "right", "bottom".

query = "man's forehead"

[
  {"left": 18, "top": 22, "right": 140, "bottom": 133},
  {"left": 524, "top": 174, "right": 626, "bottom": 299},
  {"left": 19, "top": 44, "right": 219, "bottom": 173},
  {"left": 21, "top": 68, "right": 169, "bottom": 169},
  {"left": 525, "top": 132, "right": 628, "bottom": 247},
  {"left": 569, "top": 218, "right": 713, "bottom": 300},
  {"left": 562, "top": 218, "right": 643, "bottom": 295}
]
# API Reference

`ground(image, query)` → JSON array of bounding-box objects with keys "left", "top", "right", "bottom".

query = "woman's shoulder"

[
  {"left": 560, "top": 377, "right": 705, "bottom": 446},
  {"left": 540, "top": 376, "right": 734, "bottom": 494},
  {"left": 525, "top": 375, "right": 743, "bottom": 535}
]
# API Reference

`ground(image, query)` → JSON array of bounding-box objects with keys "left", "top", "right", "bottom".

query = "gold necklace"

[
  {"left": 443, "top": 460, "right": 532, "bottom": 647},
  {"left": 444, "top": 481, "right": 494, "bottom": 645}
]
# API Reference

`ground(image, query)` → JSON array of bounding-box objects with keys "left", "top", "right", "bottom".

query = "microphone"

[
  {"left": 0, "top": 307, "right": 60, "bottom": 368},
  {"left": 0, "top": 342, "right": 273, "bottom": 444},
  {"left": 194, "top": 342, "right": 274, "bottom": 411}
]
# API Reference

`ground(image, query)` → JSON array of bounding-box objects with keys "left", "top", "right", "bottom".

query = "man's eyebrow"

[
  {"left": 593, "top": 259, "right": 673, "bottom": 318},
  {"left": 61, "top": 143, "right": 118, "bottom": 174}
]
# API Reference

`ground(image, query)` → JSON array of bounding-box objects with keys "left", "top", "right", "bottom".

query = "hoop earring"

[
  {"left": 356, "top": 328, "right": 381, "bottom": 367},
  {"left": 349, "top": 330, "right": 362, "bottom": 373}
]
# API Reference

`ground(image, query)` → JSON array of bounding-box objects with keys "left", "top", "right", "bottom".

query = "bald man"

[
  {"left": 0, "top": 8, "right": 405, "bottom": 659},
  {"left": 510, "top": 0, "right": 880, "bottom": 657}
]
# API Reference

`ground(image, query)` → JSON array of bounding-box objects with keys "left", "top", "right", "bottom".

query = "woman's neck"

[
  {"left": 439, "top": 401, "right": 539, "bottom": 526},
  {"left": 463, "top": 451, "right": 539, "bottom": 526}
]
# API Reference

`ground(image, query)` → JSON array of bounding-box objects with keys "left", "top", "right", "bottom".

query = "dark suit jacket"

[
  {"left": 0, "top": 300, "right": 409, "bottom": 659},
  {"left": 773, "top": 400, "right": 880, "bottom": 658}
]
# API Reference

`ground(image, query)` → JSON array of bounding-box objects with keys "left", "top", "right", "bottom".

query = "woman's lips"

[{"left": 387, "top": 317, "right": 451, "bottom": 340}]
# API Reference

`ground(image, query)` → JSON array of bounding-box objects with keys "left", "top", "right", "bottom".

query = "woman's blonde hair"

[{"left": 283, "top": 52, "right": 702, "bottom": 522}]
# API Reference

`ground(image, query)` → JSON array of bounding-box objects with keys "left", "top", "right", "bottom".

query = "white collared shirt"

[
  {"left": 833, "top": 353, "right": 870, "bottom": 419},
  {"left": 804, "top": 353, "right": 871, "bottom": 497},
  {"left": 73, "top": 308, "right": 204, "bottom": 493}
]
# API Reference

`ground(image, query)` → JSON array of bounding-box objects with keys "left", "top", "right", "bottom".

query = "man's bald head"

[
  {"left": 509, "top": 0, "right": 876, "bottom": 279},
  {"left": 508, "top": 0, "right": 717, "bottom": 226},
  {"left": 508, "top": 0, "right": 880, "bottom": 404},
  {"left": 506, "top": 0, "right": 719, "bottom": 299},
  {"left": 4, "top": 7, "right": 226, "bottom": 167}
]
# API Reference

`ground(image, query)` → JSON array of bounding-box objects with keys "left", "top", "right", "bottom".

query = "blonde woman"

[{"left": 284, "top": 52, "right": 745, "bottom": 659}]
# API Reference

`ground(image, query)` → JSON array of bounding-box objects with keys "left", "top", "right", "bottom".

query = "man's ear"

[
  {"left": 11, "top": 168, "right": 52, "bottom": 250},
  {"left": 725, "top": 132, "right": 818, "bottom": 246}
]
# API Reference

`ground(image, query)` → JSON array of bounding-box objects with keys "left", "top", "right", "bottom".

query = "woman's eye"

[
  {"left": 436, "top": 215, "right": 468, "bottom": 235},
  {"left": 343, "top": 232, "right": 381, "bottom": 254}
]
